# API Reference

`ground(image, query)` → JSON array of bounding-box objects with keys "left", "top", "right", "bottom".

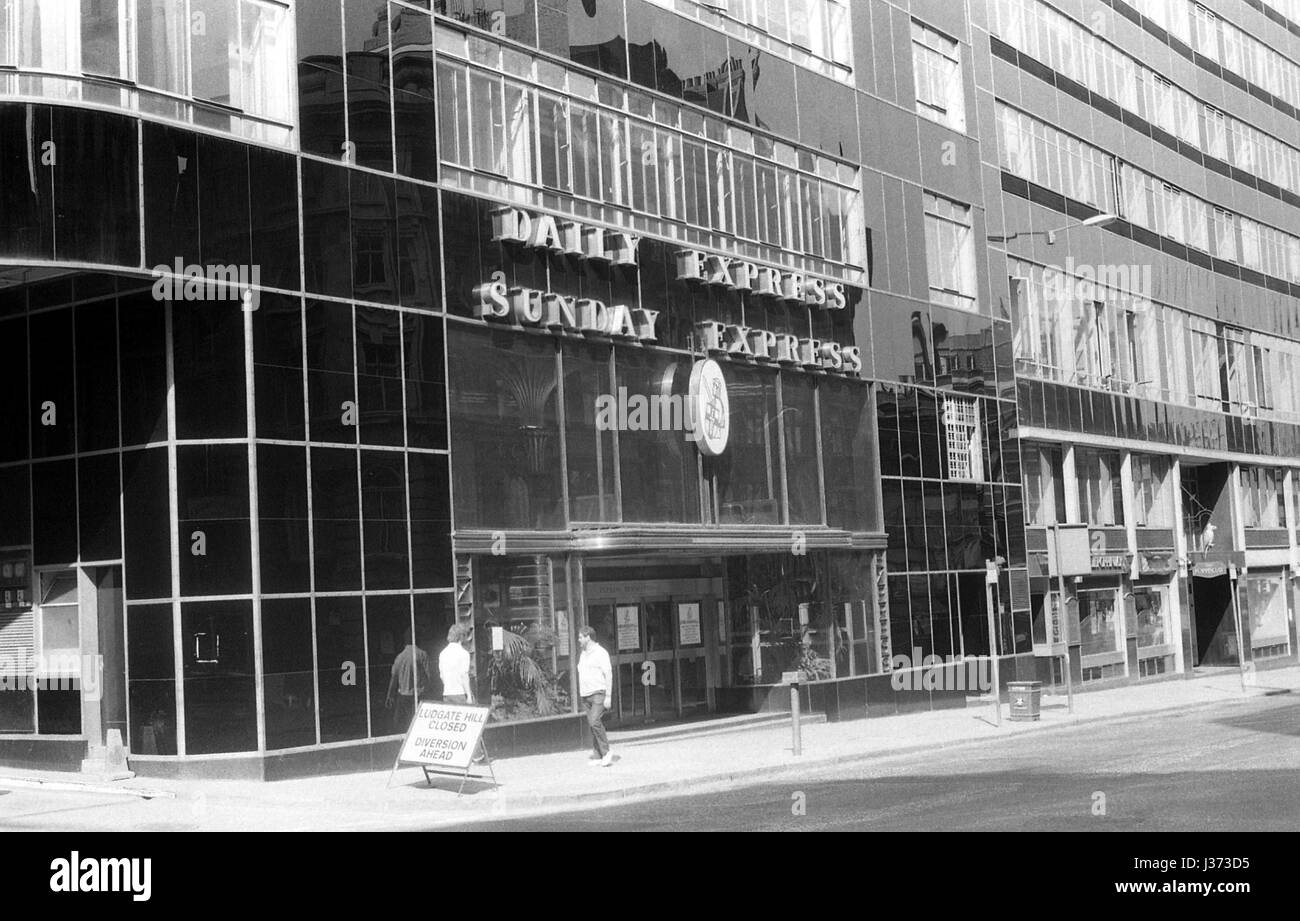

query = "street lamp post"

[
  {"left": 1053, "top": 522, "right": 1076, "bottom": 714},
  {"left": 984, "top": 559, "right": 1004, "bottom": 726},
  {"left": 988, "top": 212, "right": 1118, "bottom": 245}
]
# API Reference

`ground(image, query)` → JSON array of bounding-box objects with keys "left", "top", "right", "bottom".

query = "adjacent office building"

[{"left": 0, "top": 0, "right": 1294, "bottom": 777}]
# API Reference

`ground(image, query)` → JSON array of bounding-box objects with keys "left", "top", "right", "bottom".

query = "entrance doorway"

[
  {"left": 12, "top": 565, "right": 126, "bottom": 741},
  {"left": 585, "top": 594, "right": 712, "bottom": 727},
  {"left": 1192, "top": 574, "right": 1240, "bottom": 666}
]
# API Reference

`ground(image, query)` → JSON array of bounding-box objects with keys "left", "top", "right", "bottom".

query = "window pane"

[
  {"left": 715, "top": 367, "right": 780, "bottom": 525},
  {"left": 616, "top": 347, "right": 700, "bottom": 524},
  {"left": 263, "top": 598, "right": 315, "bottom": 750},
  {"left": 191, "top": 0, "right": 238, "bottom": 106},
  {"left": 240, "top": 0, "right": 293, "bottom": 122},
  {"left": 182, "top": 600, "right": 256, "bottom": 754},
  {"left": 82, "top": 0, "right": 129, "bottom": 78},
  {"left": 784, "top": 376, "right": 822, "bottom": 525},
  {"left": 447, "top": 325, "right": 562, "bottom": 530}
]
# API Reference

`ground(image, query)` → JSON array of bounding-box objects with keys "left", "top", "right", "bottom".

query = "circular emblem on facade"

[{"left": 689, "top": 359, "right": 729, "bottom": 456}]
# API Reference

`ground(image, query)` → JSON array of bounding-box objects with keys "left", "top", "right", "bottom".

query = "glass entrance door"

[{"left": 587, "top": 596, "right": 710, "bottom": 726}]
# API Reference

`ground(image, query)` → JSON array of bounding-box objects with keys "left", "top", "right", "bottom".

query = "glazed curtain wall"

[
  {"left": 432, "top": 26, "right": 863, "bottom": 272},
  {"left": 996, "top": 103, "right": 1300, "bottom": 288},
  {"left": 0, "top": 281, "right": 455, "bottom": 753},
  {"left": 0, "top": 99, "right": 456, "bottom": 753},
  {"left": 1009, "top": 256, "right": 1300, "bottom": 426},
  {"left": 994, "top": 0, "right": 1300, "bottom": 198},
  {"left": 0, "top": 0, "right": 294, "bottom": 144},
  {"left": 300, "top": 0, "right": 863, "bottom": 162},
  {"left": 0, "top": 102, "right": 306, "bottom": 285},
  {"left": 446, "top": 321, "right": 878, "bottom": 531},
  {"left": 298, "top": 2, "right": 866, "bottom": 283}
]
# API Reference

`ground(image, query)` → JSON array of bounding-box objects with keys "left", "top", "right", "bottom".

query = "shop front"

[
  {"left": 443, "top": 194, "right": 885, "bottom": 742},
  {"left": 1075, "top": 537, "right": 1130, "bottom": 683},
  {"left": 1131, "top": 550, "right": 1180, "bottom": 679},
  {"left": 451, "top": 544, "right": 886, "bottom": 734},
  {"left": 1241, "top": 570, "right": 1294, "bottom": 664}
]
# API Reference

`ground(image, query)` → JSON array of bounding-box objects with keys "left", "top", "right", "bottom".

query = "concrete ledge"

[
  {"left": 0, "top": 736, "right": 87, "bottom": 772},
  {"left": 127, "top": 713, "right": 590, "bottom": 782}
]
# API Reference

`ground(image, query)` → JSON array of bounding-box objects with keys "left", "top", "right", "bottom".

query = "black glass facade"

[{"left": 5, "top": 0, "right": 1294, "bottom": 775}]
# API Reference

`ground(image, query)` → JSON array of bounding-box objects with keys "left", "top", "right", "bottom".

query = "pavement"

[{"left": 0, "top": 666, "right": 1295, "bottom": 831}]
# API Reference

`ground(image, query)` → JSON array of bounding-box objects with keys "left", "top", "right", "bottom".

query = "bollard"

[
  {"left": 783, "top": 670, "right": 803, "bottom": 756},
  {"left": 790, "top": 683, "right": 802, "bottom": 756}
]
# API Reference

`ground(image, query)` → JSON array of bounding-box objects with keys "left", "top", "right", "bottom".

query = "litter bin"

[{"left": 1007, "top": 681, "right": 1042, "bottom": 722}]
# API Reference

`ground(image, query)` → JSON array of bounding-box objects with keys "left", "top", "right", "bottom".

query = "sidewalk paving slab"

[{"left": 0, "top": 666, "right": 1294, "bottom": 831}]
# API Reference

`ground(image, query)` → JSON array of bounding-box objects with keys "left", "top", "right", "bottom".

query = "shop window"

[
  {"left": 464, "top": 555, "right": 571, "bottom": 722},
  {"left": 1246, "top": 576, "right": 1290, "bottom": 657},
  {"left": 1132, "top": 588, "right": 1169, "bottom": 651},
  {"left": 1078, "top": 589, "right": 1122, "bottom": 660}
]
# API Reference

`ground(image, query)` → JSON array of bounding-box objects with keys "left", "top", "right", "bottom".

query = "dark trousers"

[
  {"left": 584, "top": 691, "right": 609, "bottom": 758},
  {"left": 394, "top": 694, "right": 417, "bottom": 734}
]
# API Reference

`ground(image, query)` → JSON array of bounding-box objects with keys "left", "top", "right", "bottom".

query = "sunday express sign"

[{"left": 399, "top": 701, "right": 489, "bottom": 771}]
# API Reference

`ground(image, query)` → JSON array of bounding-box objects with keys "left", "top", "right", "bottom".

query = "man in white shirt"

[
  {"left": 577, "top": 626, "right": 614, "bottom": 766},
  {"left": 439, "top": 623, "right": 474, "bottom": 704},
  {"left": 439, "top": 622, "right": 488, "bottom": 764}
]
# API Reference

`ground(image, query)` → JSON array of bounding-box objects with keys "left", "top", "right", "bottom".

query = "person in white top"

[
  {"left": 439, "top": 622, "right": 488, "bottom": 764},
  {"left": 577, "top": 626, "right": 615, "bottom": 766},
  {"left": 438, "top": 623, "right": 474, "bottom": 704}
]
